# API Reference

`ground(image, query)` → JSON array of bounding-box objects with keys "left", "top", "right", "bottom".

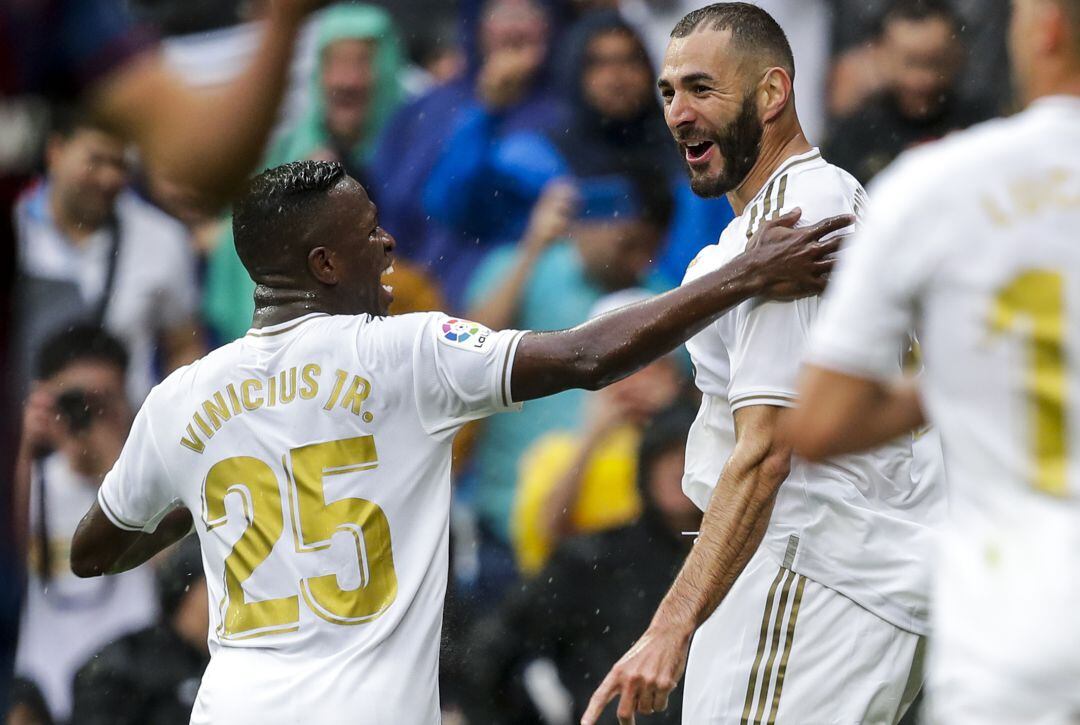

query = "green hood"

[{"left": 266, "top": 2, "right": 406, "bottom": 168}]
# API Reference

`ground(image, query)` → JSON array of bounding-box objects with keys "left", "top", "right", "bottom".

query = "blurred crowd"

[{"left": 5, "top": 0, "right": 1011, "bottom": 723}]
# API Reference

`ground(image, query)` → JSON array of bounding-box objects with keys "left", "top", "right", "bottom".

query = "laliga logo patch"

[{"left": 440, "top": 318, "right": 492, "bottom": 353}]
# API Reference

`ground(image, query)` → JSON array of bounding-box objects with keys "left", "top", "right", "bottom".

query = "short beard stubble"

[{"left": 687, "top": 92, "right": 764, "bottom": 198}]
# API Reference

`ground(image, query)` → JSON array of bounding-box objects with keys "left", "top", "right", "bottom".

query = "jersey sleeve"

[
  {"left": 728, "top": 164, "right": 858, "bottom": 411},
  {"left": 728, "top": 297, "right": 816, "bottom": 411},
  {"left": 808, "top": 156, "right": 942, "bottom": 380},
  {"left": 97, "top": 395, "right": 176, "bottom": 532},
  {"left": 413, "top": 313, "right": 528, "bottom": 437}
]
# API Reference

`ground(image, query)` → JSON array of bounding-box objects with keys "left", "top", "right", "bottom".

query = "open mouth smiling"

[{"left": 683, "top": 140, "right": 716, "bottom": 165}]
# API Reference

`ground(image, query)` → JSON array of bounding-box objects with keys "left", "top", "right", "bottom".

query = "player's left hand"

[{"left": 580, "top": 622, "right": 691, "bottom": 725}]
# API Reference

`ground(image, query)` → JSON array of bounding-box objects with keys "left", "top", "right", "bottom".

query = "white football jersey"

[
  {"left": 98, "top": 311, "right": 526, "bottom": 724},
  {"left": 810, "top": 97, "right": 1080, "bottom": 673},
  {"left": 682, "top": 148, "right": 944, "bottom": 635}
]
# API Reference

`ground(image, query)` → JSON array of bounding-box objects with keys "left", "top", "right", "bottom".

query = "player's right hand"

[{"left": 743, "top": 208, "right": 855, "bottom": 301}]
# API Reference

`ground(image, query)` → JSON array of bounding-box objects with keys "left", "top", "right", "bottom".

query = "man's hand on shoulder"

[{"left": 740, "top": 208, "right": 854, "bottom": 301}]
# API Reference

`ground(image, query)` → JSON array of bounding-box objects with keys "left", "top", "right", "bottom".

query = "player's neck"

[
  {"left": 727, "top": 128, "right": 812, "bottom": 217},
  {"left": 250, "top": 285, "right": 376, "bottom": 329}
]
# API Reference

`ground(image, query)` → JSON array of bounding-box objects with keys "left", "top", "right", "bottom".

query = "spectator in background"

[
  {"left": 204, "top": 3, "right": 410, "bottom": 342},
  {"left": 13, "top": 328, "right": 158, "bottom": 722},
  {"left": 423, "top": 9, "right": 732, "bottom": 293},
  {"left": 461, "top": 174, "right": 672, "bottom": 601},
  {"left": 369, "top": 0, "right": 565, "bottom": 304},
  {"left": 6, "top": 679, "right": 53, "bottom": 725},
  {"left": 512, "top": 289, "right": 685, "bottom": 576},
  {"left": 827, "top": 0, "right": 1011, "bottom": 119},
  {"left": 825, "top": 0, "right": 996, "bottom": 184},
  {"left": 465, "top": 404, "right": 701, "bottom": 723},
  {"left": 12, "top": 109, "right": 203, "bottom": 403},
  {"left": 72, "top": 537, "right": 209, "bottom": 725}
]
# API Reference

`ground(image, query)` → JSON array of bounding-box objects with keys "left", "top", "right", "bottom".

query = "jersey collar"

[{"left": 245, "top": 312, "right": 331, "bottom": 339}]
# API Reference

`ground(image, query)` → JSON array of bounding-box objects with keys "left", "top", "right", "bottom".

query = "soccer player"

[
  {"left": 791, "top": 0, "right": 1080, "bottom": 721},
  {"left": 67, "top": 160, "right": 847, "bottom": 724},
  {"left": 583, "top": 5, "right": 943, "bottom": 724}
]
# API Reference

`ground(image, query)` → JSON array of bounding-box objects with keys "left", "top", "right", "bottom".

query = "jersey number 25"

[{"left": 201, "top": 435, "right": 397, "bottom": 639}]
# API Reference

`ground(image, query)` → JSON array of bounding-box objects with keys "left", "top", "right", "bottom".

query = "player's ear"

[
  {"left": 308, "top": 246, "right": 339, "bottom": 285},
  {"left": 758, "top": 67, "right": 792, "bottom": 124}
]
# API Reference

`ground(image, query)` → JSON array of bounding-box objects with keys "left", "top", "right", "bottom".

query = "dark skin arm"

[
  {"left": 511, "top": 209, "right": 854, "bottom": 401},
  {"left": 70, "top": 504, "right": 193, "bottom": 578}
]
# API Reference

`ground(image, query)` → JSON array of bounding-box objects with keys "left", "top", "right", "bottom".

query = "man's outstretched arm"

[
  {"left": 510, "top": 210, "right": 853, "bottom": 402},
  {"left": 89, "top": 0, "right": 328, "bottom": 208},
  {"left": 581, "top": 405, "right": 790, "bottom": 725},
  {"left": 789, "top": 366, "right": 925, "bottom": 461}
]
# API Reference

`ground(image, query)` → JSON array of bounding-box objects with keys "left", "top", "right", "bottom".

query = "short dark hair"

[
  {"left": 232, "top": 160, "right": 348, "bottom": 277},
  {"left": 36, "top": 325, "right": 129, "bottom": 381},
  {"left": 881, "top": 0, "right": 960, "bottom": 30},
  {"left": 49, "top": 103, "right": 111, "bottom": 140},
  {"left": 671, "top": 3, "right": 795, "bottom": 79}
]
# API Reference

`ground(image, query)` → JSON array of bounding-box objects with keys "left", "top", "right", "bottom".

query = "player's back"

[
  {"left": 890, "top": 99, "right": 1080, "bottom": 527},
  {"left": 841, "top": 96, "right": 1080, "bottom": 685},
  {"left": 98, "top": 311, "right": 525, "bottom": 723}
]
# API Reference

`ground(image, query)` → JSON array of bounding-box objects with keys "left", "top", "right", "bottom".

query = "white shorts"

[
  {"left": 926, "top": 526, "right": 1080, "bottom": 724},
  {"left": 683, "top": 546, "right": 924, "bottom": 725}
]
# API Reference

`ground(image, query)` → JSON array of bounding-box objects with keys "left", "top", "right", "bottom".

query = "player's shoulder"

[
  {"left": 777, "top": 151, "right": 864, "bottom": 221},
  {"left": 870, "top": 115, "right": 1019, "bottom": 202}
]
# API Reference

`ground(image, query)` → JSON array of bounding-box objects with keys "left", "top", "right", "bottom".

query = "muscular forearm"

[
  {"left": 92, "top": 10, "right": 303, "bottom": 207},
  {"left": 108, "top": 509, "right": 194, "bottom": 574},
  {"left": 512, "top": 257, "right": 762, "bottom": 401},
  {"left": 652, "top": 448, "right": 786, "bottom": 637}
]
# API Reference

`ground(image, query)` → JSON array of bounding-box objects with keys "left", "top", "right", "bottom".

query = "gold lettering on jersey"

[
  {"left": 983, "top": 168, "right": 1080, "bottom": 227},
  {"left": 323, "top": 369, "right": 348, "bottom": 411},
  {"left": 178, "top": 364, "right": 375, "bottom": 453},
  {"left": 241, "top": 379, "right": 263, "bottom": 410},
  {"left": 340, "top": 375, "right": 371, "bottom": 415},
  {"left": 225, "top": 383, "right": 243, "bottom": 415},
  {"left": 202, "top": 392, "right": 232, "bottom": 430},
  {"left": 300, "top": 364, "right": 320, "bottom": 400},
  {"left": 180, "top": 423, "right": 206, "bottom": 454},
  {"left": 279, "top": 368, "right": 297, "bottom": 404},
  {"left": 193, "top": 411, "right": 214, "bottom": 438}
]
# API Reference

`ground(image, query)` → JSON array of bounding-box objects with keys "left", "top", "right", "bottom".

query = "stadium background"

[{"left": 5, "top": 0, "right": 1011, "bottom": 722}]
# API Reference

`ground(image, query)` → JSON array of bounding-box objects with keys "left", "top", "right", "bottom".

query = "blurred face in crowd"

[
  {"left": 174, "top": 576, "right": 211, "bottom": 654},
  {"left": 573, "top": 218, "right": 662, "bottom": 291},
  {"left": 880, "top": 14, "right": 962, "bottom": 120},
  {"left": 604, "top": 357, "right": 682, "bottom": 421},
  {"left": 479, "top": 0, "right": 549, "bottom": 60},
  {"left": 645, "top": 444, "right": 702, "bottom": 535},
  {"left": 49, "top": 359, "right": 132, "bottom": 478},
  {"left": 660, "top": 29, "right": 765, "bottom": 198},
  {"left": 321, "top": 38, "right": 378, "bottom": 146},
  {"left": 582, "top": 29, "right": 655, "bottom": 121},
  {"left": 47, "top": 127, "right": 128, "bottom": 232}
]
